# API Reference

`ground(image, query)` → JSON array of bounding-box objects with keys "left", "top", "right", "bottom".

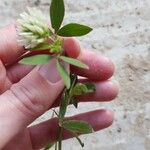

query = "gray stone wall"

[{"left": 0, "top": 0, "right": 150, "bottom": 149}]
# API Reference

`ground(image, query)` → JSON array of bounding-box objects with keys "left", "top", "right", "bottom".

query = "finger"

[
  {"left": 6, "top": 63, "right": 35, "bottom": 83},
  {"left": 0, "top": 24, "right": 24, "bottom": 65},
  {"left": 77, "top": 80, "right": 119, "bottom": 102},
  {"left": 71, "top": 50, "right": 115, "bottom": 81},
  {"left": 63, "top": 38, "right": 114, "bottom": 81},
  {"left": 63, "top": 37, "right": 81, "bottom": 58},
  {"left": 0, "top": 60, "right": 14, "bottom": 93},
  {"left": 29, "top": 109, "right": 114, "bottom": 149},
  {"left": 51, "top": 80, "right": 119, "bottom": 108},
  {"left": 0, "top": 59, "right": 67, "bottom": 149}
]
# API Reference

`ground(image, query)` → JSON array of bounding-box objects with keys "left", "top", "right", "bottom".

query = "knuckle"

[{"left": 10, "top": 82, "right": 45, "bottom": 117}]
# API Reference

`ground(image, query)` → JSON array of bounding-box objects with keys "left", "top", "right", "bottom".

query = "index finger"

[
  {"left": 63, "top": 38, "right": 114, "bottom": 81},
  {"left": 0, "top": 24, "right": 24, "bottom": 65}
]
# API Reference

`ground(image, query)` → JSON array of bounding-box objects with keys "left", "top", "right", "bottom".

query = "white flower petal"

[{"left": 17, "top": 7, "right": 52, "bottom": 49}]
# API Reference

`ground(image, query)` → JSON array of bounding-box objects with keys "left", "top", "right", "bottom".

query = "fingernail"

[{"left": 38, "top": 59, "right": 61, "bottom": 83}]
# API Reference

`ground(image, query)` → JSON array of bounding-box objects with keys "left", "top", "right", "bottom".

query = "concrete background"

[{"left": 0, "top": 0, "right": 150, "bottom": 149}]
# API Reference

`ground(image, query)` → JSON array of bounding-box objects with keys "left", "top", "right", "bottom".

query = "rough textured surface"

[{"left": 0, "top": 0, "right": 150, "bottom": 149}]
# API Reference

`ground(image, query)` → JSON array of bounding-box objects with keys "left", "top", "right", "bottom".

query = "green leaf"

[
  {"left": 72, "top": 83, "right": 96, "bottom": 96},
  {"left": 50, "top": 0, "right": 65, "bottom": 32},
  {"left": 59, "top": 56, "right": 89, "bottom": 69},
  {"left": 19, "top": 55, "right": 53, "bottom": 65},
  {"left": 62, "top": 120, "right": 93, "bottom": 134},
  {"left": 72, "top": 83, "right": 87, "bottom": 96},
  {"left": 56, "top": 60, "right": 70, "bottom": 89},
  {"left": 58, "top": 23, "right": 93, "bottom": 37},
  {"left": 84, "top": 83, "right": 96, "bottom": 93}
]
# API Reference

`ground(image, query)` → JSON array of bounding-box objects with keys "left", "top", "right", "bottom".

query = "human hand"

[{"left": 0, "top": 24, "right": 118, "bottom": 150}]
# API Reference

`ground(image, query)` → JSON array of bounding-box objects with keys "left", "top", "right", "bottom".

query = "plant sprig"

[{"left": 16, "top": 0, "right": 95, "bottom": 150}]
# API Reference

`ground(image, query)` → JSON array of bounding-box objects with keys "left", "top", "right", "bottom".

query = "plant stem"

[
  {"left": 55, "top": 142, "right": 58, "bottom": 150},
  {"left": 57, "top": 74, "right": 77, "bottom": 150},
  {"left": 58, "top": 126, "right": 63, "bottom": 150}
]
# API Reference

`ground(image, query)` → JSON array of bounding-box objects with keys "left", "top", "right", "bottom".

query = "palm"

[{"left": 0, "top": 25, "right": 118, "bottom": 150}]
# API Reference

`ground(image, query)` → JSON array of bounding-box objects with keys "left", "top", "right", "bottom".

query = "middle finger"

[{"left": 51, "top": 79, "right": 119, "bottom": 108}]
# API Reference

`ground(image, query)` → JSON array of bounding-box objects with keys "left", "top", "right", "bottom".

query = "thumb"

[{"left": 0, "top": 59, "right": 67, "bottom": 148}]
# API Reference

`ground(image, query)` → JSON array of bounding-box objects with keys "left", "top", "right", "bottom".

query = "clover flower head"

[{"left": 17, "top": 7, "right": 51, "bottom": 49}]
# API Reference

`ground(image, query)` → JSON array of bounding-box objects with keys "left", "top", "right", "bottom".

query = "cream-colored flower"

[{"left": 17, "top": 7, "right": 51, "bottom": 49}]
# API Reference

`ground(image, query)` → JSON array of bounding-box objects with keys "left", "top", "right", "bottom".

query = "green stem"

[
  {"left": 58, "top": 126, "right": 63, "bottom": 150},
  {"left": 55, "top": 142, "right": 58, "bottom": 150},
  {"left": 57, "top": 74, "right": 77, "bottom": 150}
]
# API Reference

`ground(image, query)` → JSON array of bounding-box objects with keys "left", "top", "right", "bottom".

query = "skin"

[{"left": 0, "top": 24, "right": 119, "bottom": 150}]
